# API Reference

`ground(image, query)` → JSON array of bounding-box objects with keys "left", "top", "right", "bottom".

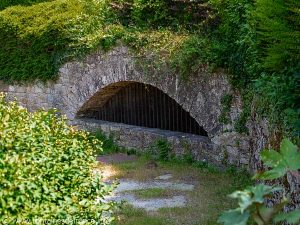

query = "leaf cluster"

[
  {"left": 0, "top": 94, "right": 115, "bottom": 224},
  {"left": 0, "top": 0, "right": 51, "bottom": 10},
  {"left": 218, "top": 138, "right": 300, "bottom": 225},
  {"left": 0, "top": 0, "right": 113, "bottom": 82}
]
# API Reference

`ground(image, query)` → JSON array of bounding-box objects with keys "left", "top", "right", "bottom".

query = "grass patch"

[
  {"left": 115, "top": 204, "right": 167, "bottom": 225},
  {"left": 99, "top": 155, "right": 252, "bottom": 224},
  {"left": 130, "top": 188, "right": 175, "bottom": 199}
]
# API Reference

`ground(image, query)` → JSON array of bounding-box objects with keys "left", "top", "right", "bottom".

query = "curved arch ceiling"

[{"left": 78, "top": 82, "right": 208, "bottom": 136}]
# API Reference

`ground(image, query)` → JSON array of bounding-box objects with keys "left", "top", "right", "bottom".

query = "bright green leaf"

[
  {"left": 260, "top": 149, "right": 284, "bottom": 167},
  {"left": 281, "top": 138, "right": 298, "bottom": 156},
  {"left": 218, "top": 209, "right": 250, "bottom": 225},
  {"left": 274, "top": 210, "right": 300, "bottom": 224}
]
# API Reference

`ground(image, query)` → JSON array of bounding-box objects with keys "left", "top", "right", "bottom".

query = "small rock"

[{"left": 155, "top": 174, "right": 173, "bottom": 180}]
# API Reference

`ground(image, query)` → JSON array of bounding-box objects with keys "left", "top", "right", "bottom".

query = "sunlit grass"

[{"left": 99, "top": 156, "right": 252, "bottom": 225}]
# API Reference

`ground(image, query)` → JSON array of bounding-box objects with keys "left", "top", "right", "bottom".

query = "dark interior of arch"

[{"left": 77, "top": 82, "right": 208, "bottom": 136}]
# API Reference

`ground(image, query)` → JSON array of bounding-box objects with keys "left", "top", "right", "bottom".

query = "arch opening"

[{"left": 77, "top": 82, "right": 208, "bottom": 136}]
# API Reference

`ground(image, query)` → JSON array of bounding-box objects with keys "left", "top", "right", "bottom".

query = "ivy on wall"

[{"left": 0, "top": 0, "right": 299, "bottom": 137}]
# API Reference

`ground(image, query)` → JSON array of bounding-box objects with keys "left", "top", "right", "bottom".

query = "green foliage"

[
  {"left": 201, "top": 0, "right": 299, "bottom": 137},
  {"left": 93, "top": 130, "right": 120, "bottom": 155},
  {"left": 112, "top": 0, "right": 209, "bottom": 29},
  {"left": 253, "top": 0, "right": 300, "bottom": 72},
  {"left": 254, "top": 73, "right": 300, "bottom": 137},
  {"left": 0, "top": 0, "right": 113, "bottom": 81},
  {"left": 170, "top": 36, "right": 209, "bottom": 80},
  {"left": 0, "top": 95, "right": 115, "bottom": 224},
  {"left": 255, "top": 138, "right": 300, "bottom": 180},
  {"left": 219, "top": 184, "right": 284, "bottom": 225},
  {"left": 0, "top": 0, "right": 299, "bottom": 137},
  {"left": 274, "top": 210, "right": 300, "bottom": 224},
  {"left": 208, "top": 0, "right": 259, "bottom": 86},
  {"left": 131, "top": 0, "right": 169, "bottom": 27},
  {"left": 219, "top": 138, "right": 300, "bottom": 225},
  {"left": 156, "top": 138, "right": 172, "bottom": 162},
  {"left": 0, "top": 0, "right": 210, "bottom": 82},
  {"left": 92, "top": 130, "right": 138, "bottom": 156},
  {"left": 0, "top": 0, "right": 50, "bottom": 10},
  {"left": 218, "top": 94, "right": 233, "bottom": 124},
  {"left": 149, "top": 138, "right": 172, "bottom": 162}
]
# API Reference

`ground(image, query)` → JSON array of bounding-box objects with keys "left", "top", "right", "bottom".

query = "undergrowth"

[
  {"left": 92, "top": 129, "right": 137, "bottom": 156},
  {"left": 0, "top": 0, "right": 51, "bottom": 10},
  {"left": 219, "top": 94, "right": 233, "bottom": 124},
  {"left": 92, "top": 129, "right": 120, "bottom": 155}
]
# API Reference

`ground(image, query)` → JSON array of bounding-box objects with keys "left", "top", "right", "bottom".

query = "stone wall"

[
  {"left": 72, "top": 118, "right": 249, "bottom": 168},
  {"left": 0, "top": 46, "right": 249, "bottom": 168}
]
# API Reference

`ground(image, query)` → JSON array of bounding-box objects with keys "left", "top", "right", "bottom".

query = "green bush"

[
  {"left": 151, "top": 138, "right": 172, "bottom": 162},
  {"left": 0, "top": 0, "right": 50, "bottom": 10},
  {"left": 0, "top": 0, "right": 211, "bottom": 82},
  {"left": 0, "top": 95, "right": 114, "bottom": 224},
  {"left": 253, "top": 0, "right": 300, "bottom": 72},
  {"left": 131, "top": 0, "right": 170, "bottom": 27},
  {"left": 219, "top": 138, "right": 300, "bottom": 225},
  {"left": 93, "top": 130, "right": 120, "bottom": 155},
  {"left": 206, "top": 0, "right": 299, "bottom": 137},
  {"left": 0, "top": 0, "right": 112, "bottom": 81}
]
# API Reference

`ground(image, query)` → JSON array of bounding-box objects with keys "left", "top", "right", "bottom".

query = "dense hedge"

[
  {"left": 0, "top": 95, "right": 114, "bottom": 224},
  {"left": 0, "top": 0, "right": 113, "bottom": 81},
  {"left": 206, "top": 0, "right": 300, "bottom": 137},
  {"left": 0, "top": 0, "right": 50, "bottom": 10}
]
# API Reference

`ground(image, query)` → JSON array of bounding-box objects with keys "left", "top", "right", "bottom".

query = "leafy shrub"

[
  {"left": 255, "top": 73, "right": 300, "bottom": 136},
  {"left": 208, "top": 0, "right": 259, "bottom": 87},
  {"left": 93, "top": 129, "right": 120, "bottom": 155},
  {"left": 0, "top": 95, "right": 114, "bottom": 224},
  {"left": 219, "top": 138, "right": 300, "bottom": 225},
  {"left": 0, "top": 0, "right": 50, "bottom": 10},
  {"left": 156, "top": 139, "right": 172, "bottom": 162},
  {"left": 112, "top": 0, "right": 209, "bottom": 29},
  {"left": 170, "top": 36, "right": 210, "bottom": 80},
  {"left": 206, "top": 0, "right": 299, "bottom": 136},
  {"left": 0, "top": 0, "right": 215, "bottom": 81},
  {"left": 0, "top": 0, "right": 113, "bottom": 81},
  {"left": 131, "top": 0, "right": 170, "bottom": 27},
  {"left": 218, "top": 94, "right": 233, "bottom": 124},
  {"left": 253, "top": 0, "right": 300, "bottom": 72},
  {"left": 148, "top": 138, "right": 172, "bottom": 162}
]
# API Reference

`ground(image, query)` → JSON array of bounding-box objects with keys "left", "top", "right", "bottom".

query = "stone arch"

[
  {"left": 1, "top": 46, "right": 231, "bottom": 138},
  {"left": 76, "top": 81, "right": 208, "bottom": 136},
  {"left": 0, "top": 46, "right": 251, "bottom": 167},
  {"left": 51, "top": 47, "right": 231, "bottom": 138}
]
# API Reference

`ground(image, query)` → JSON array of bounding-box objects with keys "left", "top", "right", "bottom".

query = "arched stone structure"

[
  {"left": 0, "top": 46, "right": 250, "bottom": 167},
  {"left": 77, "top": 81, "right": 208, "bottom": 136},
  {"left": 1, "top": 46, "right": 299, "bottom": 210},
  {"left": 3, "top": 47, "right": 231, "bottom": 136}
]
